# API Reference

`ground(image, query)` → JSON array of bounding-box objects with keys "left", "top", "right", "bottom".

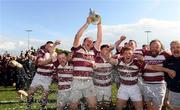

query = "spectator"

[
  {"left": 163, "top": 40, "right": 180, "bottom": 110},
  {"left": 9, "top": 60, "right": 29, "bottom": 90}
]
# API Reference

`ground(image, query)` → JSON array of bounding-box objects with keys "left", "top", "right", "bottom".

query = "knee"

[
  {"left": 88, "top": 101, "right": 97, "bottom": 110},
  {"left": 69, "top": 102, "right": 78, "bottom": 110}
]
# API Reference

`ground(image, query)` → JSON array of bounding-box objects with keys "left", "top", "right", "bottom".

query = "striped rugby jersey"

[
  {"left": 54, "top": 61, "right": 73, "bottom": 91},
  {"left": 71, "top": 45, "right": 97, "bottom": 77},
  {"left": 116, "top": 58, "right": 146, "bottom": 85},
  {"left": 94, "top": 52, "right": 113, "bottom": 87},
  {"left": 143, "top": 51, "right": 171, "bottom": 84},
  {"left": 36, "top": 49, "right": 54, "bottom": 76}
]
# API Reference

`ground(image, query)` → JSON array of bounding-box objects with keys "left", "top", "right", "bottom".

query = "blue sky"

[{"left": 0, "top": 0, "right": 180, "bottom": 55}]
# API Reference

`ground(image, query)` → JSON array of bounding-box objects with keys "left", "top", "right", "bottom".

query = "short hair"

[
  {"left": 122, "top": 47, "right": 133, "bottom": 53},
  {"left": 150, "top": 39, "right": 164, "bottom": 50},
  {"left": 46, "top": 41, "right": 53, "bottom": 45},
  {"left": 142, "top": 44, "right": 148, "bottom": 48},
  {"left": 129, "top": 40, "right": 137, "bottom": 47},
  {"left": 170, "top": 40, "right": 180, "bottom": 46},
  {"left": 83, "top": 37, "right": 93, "bottom": 42},
  {"left": 100, "top": 44, "right": 109, "bottom": 50},
  {"left": 57, "top": 50, "right": 69, "bottom": 56},
  {"left": 124, "top": 42, "right": 128, "bottom": 45}
]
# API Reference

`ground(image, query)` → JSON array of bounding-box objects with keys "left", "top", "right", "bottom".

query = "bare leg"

[
  {"left": 69, "top": 101, "right": 79, "bottom": 110},
  {"left": 116, "top": 99, "right": 127, "bottom": 110},
  {"left": 133, "top": 101, "right": 143, "bottom": 110},
  {"left": 146, "top": 101, "right": 153, "bottom": 110},
  {"left": 86, "top": 96, "right": 97, "bottom": 110}
]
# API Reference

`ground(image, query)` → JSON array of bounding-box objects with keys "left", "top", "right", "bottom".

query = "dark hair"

[
  {"left": 83, "top": 38, "right": 88, "bottom": 42},
  {"left": 40, "top": 45, "right": 45, "bottom": 49},
  {"left": 83, "top": 37, "right": 93, "bottom": 42},
  {"left": 46, "top": 41, "right": 53, "bottom": 44},
  {"left": 150, "top": 39, "right": 164, "bottom": 50},
  {"left": 129, "top": 40, "right": 137, "bottom": 47},
  {"left": 100, "top": 44, "right": 109, "bottom": 50},
  {"left": 142, "top": 44, "right": 148, "bottom": 48}
]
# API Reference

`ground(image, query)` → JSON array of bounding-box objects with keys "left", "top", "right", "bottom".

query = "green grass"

[
  {"left": 0, "top": 83, "right": 118, "bottom": 110},
  {"left": 0, "top": 84, "right": 58, "bottom": 110}
]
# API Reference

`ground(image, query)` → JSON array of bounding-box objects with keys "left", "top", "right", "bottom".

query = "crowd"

[
  {"left": 0, "top": 16, "right": 180, "bottom": 110},
  {"left": 0, "top": 49, "right": 37, "bottom": 90}
]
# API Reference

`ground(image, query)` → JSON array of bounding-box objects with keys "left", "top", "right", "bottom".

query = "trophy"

[{"left": 89, "top": 8, "right": 101, "bottom": 25}]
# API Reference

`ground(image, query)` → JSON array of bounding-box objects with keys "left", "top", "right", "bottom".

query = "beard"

[{"left": 151, "top": 51, "right": 159, "bottom": 57}]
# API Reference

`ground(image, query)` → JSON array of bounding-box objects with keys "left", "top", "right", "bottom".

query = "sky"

[{"left": 0, "top": 0, "right": 180, "bottom": 55}]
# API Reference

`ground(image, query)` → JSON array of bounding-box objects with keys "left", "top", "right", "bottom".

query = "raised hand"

[
  {"left": 54, "top": 40, "right": 61, "bottom": 46},
  {"left": 119, "top": 35, "right": 126, "bottom": 41},
  {"left": 87, "top": 16, "right": 92, "bottom": 24}
]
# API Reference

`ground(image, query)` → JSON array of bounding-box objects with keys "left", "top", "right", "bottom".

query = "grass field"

[
  {"left": 0, "top": 84, "right": 172, "bottom": 110},
  {"left": 0, "top": 84, "right": 58, "bottom": 110},
  {"left": 0, "top": 83, "right": 118, "bottom": 110}
]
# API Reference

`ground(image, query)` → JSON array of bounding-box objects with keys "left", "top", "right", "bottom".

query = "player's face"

[
  {"left": 171, "top": 42, "right": 180, "bottom": 57},
  {"left": 45, "top": 43, "right": 54, "bottom": 52},
  {"left": 101, "top": 47, "right": 110, "bottom": 56},
  {"left": 142, "top": 45, "right": 149, "bottom": 51},
  {"left": 128, "top": 41, "right": 136, "bottom": 50},
  {"left": 57, "top": 53, "right": 67, "bottom": 65},
  {"left": 123, "top": 50, "right": 133, "bottom": 62},
  {"left": 83, "top": 38, "right": 93, "bottom": 50},
  {"left": 150, "top": 41, "right": 161, "bottom": 56}
]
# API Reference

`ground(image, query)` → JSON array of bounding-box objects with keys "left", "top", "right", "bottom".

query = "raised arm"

[
  {"left": 37, "top": 56, "right": 52, "bottom": 66},
  {"left": 53, "top": 40, "right": 61, "bottom": 47},
  {"left": 94, "top": 17, "right": 102, "bottom": 50},
  {"left": 145, "top": 65, "right": 176, "bottom": 78},
  {"left": 37, "top": 51, "right": 56, "bottom": 66},
  {"left": 114, "top": 35, "right": 126, "bottom": 51},
  {"left": 38, "top": 42, "right": 59, "bottom": 66},
  {"left": 73, "top": 17, "right": 91, "bottom": 48}
]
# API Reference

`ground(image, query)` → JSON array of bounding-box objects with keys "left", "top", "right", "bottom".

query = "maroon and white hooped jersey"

[
  {"left": 143, "top": 51, "right": 171, "bottom": 84},
  {"left": 71, "top": 45, "right": 97, "bottom": 77},
  {"left": 134, "top": 49, "right": 143, "bottom": 56},
  {"left": 36, "top": 49, "right": 54, "bottom": 76},
  {"left": 94, "top": 53, "right": 113, "bottom": 87},
  {"left": 116, "top": 58, "right": 146, "bottom": 85},
  {"left": 54, "top": 61, "right": 73, "bottom": 91}
]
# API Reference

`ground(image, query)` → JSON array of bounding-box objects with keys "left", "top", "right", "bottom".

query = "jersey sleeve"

[{"left": 134, "top": 59, "right": 146, "bottom": 70}]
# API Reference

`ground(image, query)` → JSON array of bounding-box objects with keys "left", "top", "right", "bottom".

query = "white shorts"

[
  {"left": 57, "top": 90, "right": 71, "bottom": 108},
  {"left": 117, "top": 84, "right": 142, "bottom": 101},
  {"left": 69, "top": 77, "right": 96, "bottom": 102},
  {"left": 168, "top": 90, "right": 180, "bottom": 108},
  {"left": 143, "top": 83, "right": 166, "bottom": 108},
  {"left": 95, "top": 85, "right": 112, "bottom": 101},
  {"left": 137, "top": 77, "right": 144, "bottom": 93},
  {"left": 30, "top": 73, "right": 52, "bottom": 91}
]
